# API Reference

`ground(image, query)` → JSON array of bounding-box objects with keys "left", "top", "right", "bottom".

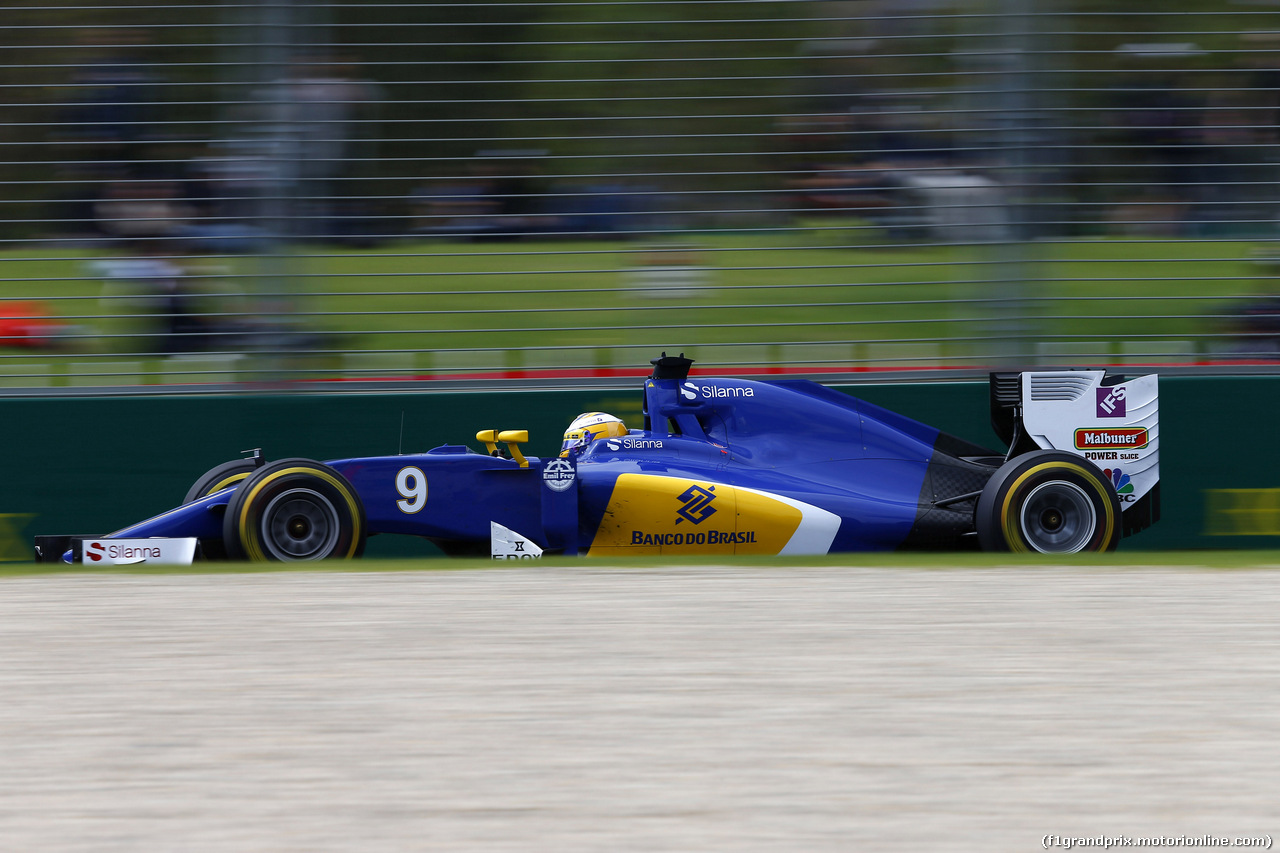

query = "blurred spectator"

[
  {"left": 410, "top": 176, "right": 503, "bottom": 239},
  {"left": 247, "top": 52, "right": 385, "bottom": 243},
  {"left": 56, "top": 29, "right": 160, "bottom": 168},
  {"left": 93, "top": 179, "right": 190, "bottom": 243},
  {"left": 410, "top": 151, "right": 569, "bottom": 240},
  {"left": 88, "top": 244, "right": 217, "bottom": 355},
  {"left": 45, "top": 28, "right": 176, "bottom": 242},
  {"left": 783, "top": 102, "right": 1000, "bottom": 242},
  {"left": 87, "top": 179, "right": 249, "bottom": 356},
  {"left": 1220, "top": 291, "right": 1280, "bottom": 360}
]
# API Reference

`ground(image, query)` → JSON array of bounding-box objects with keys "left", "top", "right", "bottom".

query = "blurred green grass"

[{"left": 0, "top": 233, "right": 1265, "bottom": 383}]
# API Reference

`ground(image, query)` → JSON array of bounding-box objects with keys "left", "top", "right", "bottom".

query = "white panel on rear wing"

[{"left": 1019, "top": 371, "right": 1159, "bottom": 509}]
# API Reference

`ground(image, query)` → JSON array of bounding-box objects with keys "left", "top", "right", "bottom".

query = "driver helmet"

[{"left": 560, "top": 411, "right": 627, "bottom": 457}]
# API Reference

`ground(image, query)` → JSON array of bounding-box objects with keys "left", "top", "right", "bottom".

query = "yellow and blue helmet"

[{"left": 560, "top": 411, "right": 627, "bottom": 457}]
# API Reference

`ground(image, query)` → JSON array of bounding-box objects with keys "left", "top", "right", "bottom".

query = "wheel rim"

[
  {"left": 261, "top": 488, "right": 340, "bottom": 560},
  {"left": 1019, "top": 481, "right": 1096, "bottom": 553}
]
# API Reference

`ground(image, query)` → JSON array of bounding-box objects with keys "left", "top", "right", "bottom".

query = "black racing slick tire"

[
  {"left": 222, "top": 458, "right": 366, "bottom": 561},
  {"left": 184, "top": 459, "right": 260, "bottom": 504},
  {"left": 976, "top": 450, "right": 1121, "bottom": 553}
]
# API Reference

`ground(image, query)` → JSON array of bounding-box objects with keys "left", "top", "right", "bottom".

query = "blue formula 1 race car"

[{"left": 34, "top": 353, "right": 1159, "bottom": 564}]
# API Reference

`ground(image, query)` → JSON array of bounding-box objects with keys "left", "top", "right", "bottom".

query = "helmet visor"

[{"left": 560, "top": 433, "right": 591, "bottom": 456}]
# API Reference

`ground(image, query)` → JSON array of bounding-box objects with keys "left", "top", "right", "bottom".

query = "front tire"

[
  {"left": 976, "top": 450, "right": 1121, "bottom": 553},
  {"left": 184, "top": 459, "right": 260, "bottom": 503},
  {"left": 185, "top": 458, "right": 265, "bottom": 560},
  {"left": 222, "top": 458, "right": 366, "bottom": 561}
]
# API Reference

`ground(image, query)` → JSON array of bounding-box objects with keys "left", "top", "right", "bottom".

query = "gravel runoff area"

[{"left": 0, "top": 566, "right": 1277, "bottom": 852}]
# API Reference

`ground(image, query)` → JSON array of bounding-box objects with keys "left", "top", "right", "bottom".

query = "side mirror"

[
  {"left": 475, "top": 429, "right": 499, "bottom": 456},
  {"left": 498, "top": 430, "right": 530, "bottom": 468}
]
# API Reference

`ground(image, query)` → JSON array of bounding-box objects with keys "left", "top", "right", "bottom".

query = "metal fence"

[{"left": 3, "top": 0, "right": 1280, "bottom": 393}]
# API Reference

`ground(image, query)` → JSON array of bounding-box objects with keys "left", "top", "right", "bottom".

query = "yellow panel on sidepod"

[{"left": 587, "top": 473, "right": 803, "bottom": 556}]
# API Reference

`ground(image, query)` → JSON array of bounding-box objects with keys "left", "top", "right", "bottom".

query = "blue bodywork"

[{"left": 79, "top": 357, "right": 1007, "bottom": 559}]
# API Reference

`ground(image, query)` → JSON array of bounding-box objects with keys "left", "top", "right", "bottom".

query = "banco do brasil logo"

[{"left": 676, "top": 484, "right": 717, "bottom": 525}]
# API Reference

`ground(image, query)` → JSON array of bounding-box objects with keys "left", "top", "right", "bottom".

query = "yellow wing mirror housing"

[
  {"left": 475, "top": 429, "right": 530, "bottom": 468},
  {"left": 498, "top": 430, "right": 529, "bottom": 467}
]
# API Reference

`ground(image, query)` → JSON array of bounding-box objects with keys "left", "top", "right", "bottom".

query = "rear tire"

[
  {"left": 222, "top": 459, "right": 366, "bottom": 561},
  {"left": 976, "top": 450, "right": 1120, "bottom": 553}
]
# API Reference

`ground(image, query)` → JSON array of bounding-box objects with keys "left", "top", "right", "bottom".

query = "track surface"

[{"left": 1, "top": 567, "right": 1277, "bottom": 851}]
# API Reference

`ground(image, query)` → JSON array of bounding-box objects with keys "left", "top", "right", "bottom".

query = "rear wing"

[{"left": 991, "top": 370, "right": 1159, "bottom": 537}]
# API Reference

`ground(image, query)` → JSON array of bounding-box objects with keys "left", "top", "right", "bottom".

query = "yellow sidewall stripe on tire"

[
  {"left": 999, "top": 461, "right": 1115, "bottom": 554},
  {"left": 236, "top": 466, "right": 363, "bottom": 561},
  {"left": 206, "top": 473, "right": 250, "bottom": 497}
]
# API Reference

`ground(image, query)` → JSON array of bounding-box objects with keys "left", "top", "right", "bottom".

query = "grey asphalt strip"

[{"left": 1, "top": 567, "right": 1276, "bottom": 852}]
